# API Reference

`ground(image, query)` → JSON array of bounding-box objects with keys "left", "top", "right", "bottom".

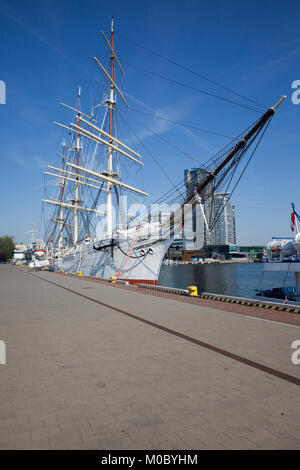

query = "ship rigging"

[{"left": 38, "top": 19, "right": 286, "bottom": 284}]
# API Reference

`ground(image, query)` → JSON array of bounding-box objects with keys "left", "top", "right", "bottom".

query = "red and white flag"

[{"left": 291, "top": 210, "right": 295, "bottom": 232}]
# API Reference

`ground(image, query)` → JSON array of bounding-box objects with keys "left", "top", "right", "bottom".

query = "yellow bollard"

[
  {"left": 110, "top": 275, "right": 117, "bottom": 284},
  {"left": 186, "top": 285, "right": 198, "bottom": 297},
  {"left": 77, "top": 271, "right": 82, "bottom": 276}
]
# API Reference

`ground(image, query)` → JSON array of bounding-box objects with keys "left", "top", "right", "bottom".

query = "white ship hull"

[{"left": 56, "top": 236, "right": 173, "bottom": 284}]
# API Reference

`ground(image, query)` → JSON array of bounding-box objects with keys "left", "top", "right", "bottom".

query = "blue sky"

[{"left": 0, "top": 0, "right": 299, "bottom": 245}]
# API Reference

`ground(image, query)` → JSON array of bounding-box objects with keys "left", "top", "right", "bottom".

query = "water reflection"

[{"left": 158, "top": 263, "right": 297, "bottom": 302}]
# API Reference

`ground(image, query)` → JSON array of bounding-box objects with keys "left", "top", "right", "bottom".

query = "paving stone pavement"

[{"left": 0, "top": 265, "right": 300, "bottom": 450}]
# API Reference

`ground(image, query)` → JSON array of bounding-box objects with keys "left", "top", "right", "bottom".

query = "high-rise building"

[
  {"left": 183, "top": 168, "right": 213, "bottom": 250},
  {"left": 183, "top": 168, "right": 214, "bottom": 249},
  {"left": 174, "top": 168, "right": 237, "bottom": 249},
  {"left": 212, "top": 193, "right": 236, "bottom": 245}
]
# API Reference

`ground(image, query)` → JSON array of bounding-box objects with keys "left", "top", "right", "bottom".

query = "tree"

[{"left": 0, "top": 236, "right": 15, "bottom": 262}]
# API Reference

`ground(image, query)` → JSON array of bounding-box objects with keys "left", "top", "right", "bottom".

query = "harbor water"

[{"left": 158, "top": 263, "right": 300, "bottom": 304}]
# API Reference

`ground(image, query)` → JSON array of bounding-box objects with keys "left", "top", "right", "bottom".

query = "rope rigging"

[
  {"left": 125, "top": 110, "right": 274, "bottom": 230},
  {"left": 43, "top": 23, "right": 281, "bottom": 255},
  {"left": 123, "top": 61, "right": 264, "bottom": 114},
  {"left": 115, "top": 30, "right": 268, "bottom": 112},
  {"left": 117, "top": 110, "right": 184, "bottom": 199},
  {"left": 118, "top": 108, "right": 200, "bottom": 164},
  {"left": 208, "top": 116, "right": 273, "bottom": 232},
  {"left": 124, "top": 107, "right": 239, "bottom": 141}
]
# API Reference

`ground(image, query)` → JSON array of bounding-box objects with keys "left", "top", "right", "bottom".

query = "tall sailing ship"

[{"left": 38, "top": 20, "right": 286, "bottom": 284}]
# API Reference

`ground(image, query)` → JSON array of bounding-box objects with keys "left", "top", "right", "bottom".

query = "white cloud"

[
  {"left": 34, "top": 156, "right": 48, "bottom": 170},
  {"left": 12, "top": 154, "right": 48, "bottom": 171},
  {"left": 122, "top": 91, "right": 216, "bottom": 160},
  {"left": 241, "top": 43, "right": 300, "bottom": 88}
]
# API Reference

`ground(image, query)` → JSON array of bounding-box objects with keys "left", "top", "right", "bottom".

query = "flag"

[{"left": 291, "top": 210, "right": 295, "bottom": 232}]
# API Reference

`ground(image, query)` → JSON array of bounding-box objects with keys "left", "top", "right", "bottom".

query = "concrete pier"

[{"left": 1, "top": 265, "right": 300, "bottom": 449}]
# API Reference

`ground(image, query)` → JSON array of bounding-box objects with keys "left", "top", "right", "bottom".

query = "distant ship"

[
  {"left": 256, "top": 203, "right": 300, "bottom": 301},
  {"left": 27, "top": 228, "right": 48, "bottom": 268},
  {"left": 37, "top": 19, "right": 286, "bottom": 284}
]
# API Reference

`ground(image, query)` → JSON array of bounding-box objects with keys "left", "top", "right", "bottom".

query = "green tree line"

[{"left": 0, "top": 236, "right": 15, "bottom": 262}]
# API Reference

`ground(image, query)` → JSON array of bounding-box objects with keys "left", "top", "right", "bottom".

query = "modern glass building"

[
  {"left": 212, "top": 193, "right": 236, "bottom": 245},
  {"left": 183, "top": 168, "right": 213, "bottom": 249},
  {"left": 179, "top": 169, "right": 237, "bottom": 249}
]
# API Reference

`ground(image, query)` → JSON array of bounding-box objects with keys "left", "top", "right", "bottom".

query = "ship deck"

[{"left": 1, "top": 264, "right": 300, "bottom": 450}]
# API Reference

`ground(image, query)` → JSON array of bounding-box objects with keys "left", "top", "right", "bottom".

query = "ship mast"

[
  {"left": 29, "top": 227, "right": 37, "bottom": 245},
  {"left": 186, "top": 95, "right": 286, "bottom": 205},
  {"left": 49, "top": 19, "right": 146, "bottom": 242},
  {"left": 58, "top": 140, "right": 66, "bottom": 249},
  {"left": 73, "top": 87, "right": 81, "bottom": 244},
  {"left": 166, "top": 95, "right": 286, "bottom": 236},
  {"left": 106, "top": 18, "right": 115, "bottom": 238}
]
